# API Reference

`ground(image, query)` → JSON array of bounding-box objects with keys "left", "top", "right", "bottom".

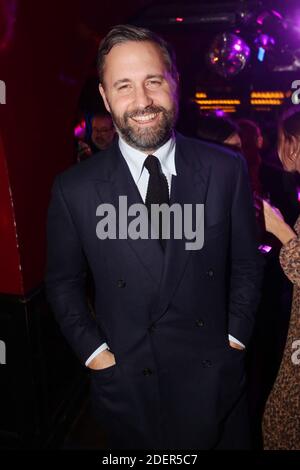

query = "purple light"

[
  {"left": 255, "top": 33, "right": 275, "bottom": 51},
  {"left": 262, "top": 34, "right": 274, "bottom": 47},
  {"left": 256, "top": 10, "right": 283, "bottom": 26},
  {"left": 259, "top": 244, "right": 272, "bottom": 254},
  {"left": 234, "top": 43, "right": 242, "bottom": 51},
  {"left": 298, "top": 188, "right": 300, "bottom": 202},
  {"left": 257, "top": 10, "right": 282, "bottom": 26},
  {"left": 257, "top": 13, "right": 265, "bottom": 25},
  {"left": 74, "top": 120, "right": 86, "bottom": 139},
  {"left": 215, "top": 109, "right": 225, "bottom": 117},
  {"left": 271, "top": 10, "right": 283, "bottom": 20}
]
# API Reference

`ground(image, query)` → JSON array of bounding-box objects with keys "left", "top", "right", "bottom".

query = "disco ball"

[{"left": 208, "top": 33, "right": 251, "bottom": 78}]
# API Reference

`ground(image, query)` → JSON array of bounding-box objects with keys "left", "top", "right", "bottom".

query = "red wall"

[{"left": 0, "top": 0, "right": 148, "bottom": 295}]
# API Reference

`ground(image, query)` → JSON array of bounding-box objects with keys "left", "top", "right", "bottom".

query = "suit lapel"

[
  {"left": 150, "top": 135, "right": 211, "bottom": 323},
  {"left": 92, "top": 136, "right": 210, "bottom": 315},
  {"left": 93, "top": 141, "right": 164, "bottom": 286}
]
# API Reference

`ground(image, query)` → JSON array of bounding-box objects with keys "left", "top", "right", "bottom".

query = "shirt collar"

[{"left": 118, "top": 133, "right": 177, "bottom": 184}]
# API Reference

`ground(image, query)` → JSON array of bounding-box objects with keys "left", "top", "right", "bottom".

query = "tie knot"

[{"left": 144, "top": 155, "right": 161, "bottom": 175}]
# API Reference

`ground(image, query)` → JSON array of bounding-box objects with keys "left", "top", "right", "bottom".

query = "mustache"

[{"left": 126, "top": 106, "right": 166, "bottom": 119}]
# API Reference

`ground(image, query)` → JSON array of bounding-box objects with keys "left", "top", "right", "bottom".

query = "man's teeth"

[{"left": 132, "top": 113, "right": 158, "bottom": 122}]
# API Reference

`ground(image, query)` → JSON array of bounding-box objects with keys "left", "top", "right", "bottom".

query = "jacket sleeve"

[
  {"left": 228, "top": 155, "right": 264, "bottom": 347},
  {"left": 45, "top": 174, "right": 107, "bottom": 365}
]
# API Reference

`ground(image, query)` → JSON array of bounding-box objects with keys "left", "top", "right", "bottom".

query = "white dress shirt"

[{"left": 85, "top": 134, "right": 244, "bottom": 366}]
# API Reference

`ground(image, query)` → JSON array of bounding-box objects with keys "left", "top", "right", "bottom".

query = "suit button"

[
  {"left": 148, "top": 324, "right": 156, "bottom": 332},
  {"left": 117, "top": 280, "right": 126, "bottom": 288},
  {"left": 201, "top": 359, "right": 212, "bottom": 368},
  {"left": 143, "top": 368, "right": 153, "bottom": 376},
  {"left": 207, "top": 269, "right": 214, "bottom": 278}
]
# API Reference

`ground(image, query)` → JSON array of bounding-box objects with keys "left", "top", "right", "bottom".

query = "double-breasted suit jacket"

[{"left": 46, "top": 133, "right": 263, "bottom": 449}]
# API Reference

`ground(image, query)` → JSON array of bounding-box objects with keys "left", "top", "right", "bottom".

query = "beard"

[{"left": 110, "top": 103, "right": 178, "bottom": 152}]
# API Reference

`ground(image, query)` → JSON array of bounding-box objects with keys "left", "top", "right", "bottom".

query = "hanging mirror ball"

[{"left": 208, "top": 33, "right": 251, "bottom": 78}]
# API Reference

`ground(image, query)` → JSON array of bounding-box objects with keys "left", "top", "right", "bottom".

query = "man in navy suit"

[{"left": 46, "top": 25, "right": 263, "bottom": 449}]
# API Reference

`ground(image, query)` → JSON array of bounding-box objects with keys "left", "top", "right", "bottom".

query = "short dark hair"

[
  {"left": 97, "top": 24, "right": 178, "bottom": 86},
  {"left": 197, "top": 115, "right": 239, "bottom": 143}
]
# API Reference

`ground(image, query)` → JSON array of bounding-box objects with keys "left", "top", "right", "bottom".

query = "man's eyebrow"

[
  {"left": 145, "top": 74, "right": 164, "bottom": 80},
  {"left": 113, "top": 78, "right": 131, "bottom": 88},
  {"left": 113, "top": 74, "right": 165, "bottom": 88}
]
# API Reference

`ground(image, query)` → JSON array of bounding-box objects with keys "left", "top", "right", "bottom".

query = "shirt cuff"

[
  {"left": 228, "top": 334, "right": 245, "bottom": 349},
  {"left": 85, "top": 343, "right": 110, "bottom": 366}
]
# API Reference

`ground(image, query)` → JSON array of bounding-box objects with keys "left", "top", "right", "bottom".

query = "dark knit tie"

[{"left": 144, "top": 155, "right": 169, "bottom": 249}]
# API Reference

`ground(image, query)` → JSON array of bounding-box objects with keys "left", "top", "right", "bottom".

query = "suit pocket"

[{"left": 90, "top": 363, "right": 118, "bottom": 383}]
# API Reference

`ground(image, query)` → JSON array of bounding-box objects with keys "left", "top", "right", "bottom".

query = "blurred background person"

[
  {"left": 238, "top": 119, "right": 263, "bottom": 199},
  {"left": 196, "top": 113, "right": 299, "bottom": 448},
  {"left": 196, "top": 114, "right": 242, "bottom": 150},
  {"left": 77, "top": 112, "right": 116, "bottom": 161},
  {"left": 262, "top": 109, "right": 300, "bottom": 450},
  {"left": 196, "top": 115, "right": 265, "bottom": 238},
  {"left": 237, "top": 119, "right": 267, "bottom": 257}
]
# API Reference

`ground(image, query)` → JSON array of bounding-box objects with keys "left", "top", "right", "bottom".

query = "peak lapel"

[{"left": 93, "top": 142, "right": 164, "bottom": 286}]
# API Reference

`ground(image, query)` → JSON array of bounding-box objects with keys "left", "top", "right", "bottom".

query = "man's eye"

[
  {"left": 118, "top": 84, "right": 130, "bottom": 91},
  {"left": 147, "top": 80, "right": 161, "bottom": 87}
]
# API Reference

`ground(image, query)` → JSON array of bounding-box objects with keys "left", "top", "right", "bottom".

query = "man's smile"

[{"left": 130, "top": 112, "right": 160, "bottom": 124}]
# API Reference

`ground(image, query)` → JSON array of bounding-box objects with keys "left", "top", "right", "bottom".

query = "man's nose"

[{"left": 133, "top": 85, "right": 153, "bottom": 108}]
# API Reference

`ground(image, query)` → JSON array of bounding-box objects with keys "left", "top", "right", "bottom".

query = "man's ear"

[
  {"left": 99, "top": 84, "right": 111, "bottom": 113},
  {"left": 291, "top": 135, "right": 300, "bottom": 160},
  {"left": 173, "top": 72, "right": 180, "bottom": 91}
]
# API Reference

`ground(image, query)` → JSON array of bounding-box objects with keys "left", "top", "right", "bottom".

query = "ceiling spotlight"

[
  {"left": 255, "top": 33, "right": 275, "bottom": 50},
  {"left": 254, "top": 33, "right": 275, "bottom": 62},
  {"left": 256, "top": 10, "right": 283, "bottom": 26}
]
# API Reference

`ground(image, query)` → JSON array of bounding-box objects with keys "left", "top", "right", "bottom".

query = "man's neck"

[{"left": 117, "top": 132, "right": 174, "bottom": 155}]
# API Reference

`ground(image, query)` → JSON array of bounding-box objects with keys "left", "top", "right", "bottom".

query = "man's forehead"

[
  {"left": 108, "top": 40, "right": 162, "bottom": 56},
  {"left": 104, "top": 41, "right": 166, "bottom": 73}
]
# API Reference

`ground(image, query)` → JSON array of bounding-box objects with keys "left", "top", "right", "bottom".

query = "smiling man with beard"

[
  {"left": 98, "top": 29, "right": 178, "bottom": 153},
  {"left": 46, "top": 25, "right": 263, "bottom": 449}
]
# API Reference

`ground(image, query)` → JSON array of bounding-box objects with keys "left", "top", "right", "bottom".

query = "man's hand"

[
  {"left": 87, "top": 349, "right": 116, "bottom": 370},
  {"left": 77, "top": 140, "right": 92, "bottom": 160},
  {"left": 229, "top": 340, "right": 244, "bottom": 350}
]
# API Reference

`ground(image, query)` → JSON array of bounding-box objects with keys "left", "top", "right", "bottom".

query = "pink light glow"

[
  {"left": 175, "top": 17, "right": 184, "bottom": 22},
  {"left": 74, "top": 120, "right": 86, "bottom": 139},
  {"left": 259, "top": 245, "right": 272, "bottom": 254},
  {"left": 0, "top": 0, "right": 17, "bottom": 51},
  {"left": 271, "top": 10, "right": 283, "bottom": 20}
]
